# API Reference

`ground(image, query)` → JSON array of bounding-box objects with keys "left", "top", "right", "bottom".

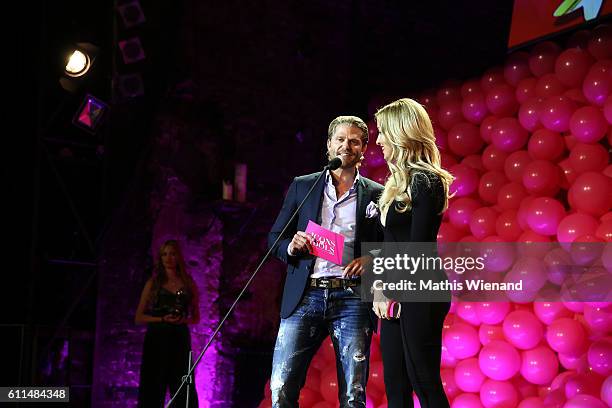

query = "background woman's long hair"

[
  {"left": 148, "top": 240, "right": 195, "bottom": 307},
  {"left": 375, "top": 98, "right": 454, "bottom": 214}
]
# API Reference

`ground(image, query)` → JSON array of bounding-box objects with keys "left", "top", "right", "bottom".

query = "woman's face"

[
  {"left": 376, "top": 130, "right": 392, "bottom": 162},
  {"left": 161, "top": 246, "right": 178, "bottom": 271}
]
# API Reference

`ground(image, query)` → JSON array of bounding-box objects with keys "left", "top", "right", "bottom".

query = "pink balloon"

[
  {"left": 479, "top": 116, "right": 498, "bottom": 143},
  {"left": 554, "top": 48, "right": 594, "bottom": 87},
  {"left": 596, "top": 220, "right": 612, "bottom": 241},
  {"left": 487, "top": 84, "right": 519, "bottom": 116},
  {"left": 479, "top": 324, "right": 505, "bottom": 346},
  {"left": 517, "top": 397, "right": 544, "bottom": 408},
  {"left": 442, "top": 367, "right": 462, "bottom": 400},
  {"left": 563, "top": 394, "right": 608, "bottom": 408},
  {"left": 582, "top": 60, "right": 612, "bottom": 106},
  {"left": 497, "top": 182, "right": 527, "bottom": 211},
  {"left": 559, "top": 353, "right": 589, "bottom": 372},
  {"left": 518, "top": 96, "right": 544, "bottom": 131},
  {"left": 491, "top": 117, "right": 529, "bottom": 152},
  {"left": 517, "top": 196, "right": 537, "bottom": 230},
  {"left": 461, "top": 79, "right": 483, "bottom": 98},
  {"left": 565, "top": 372, "right": 605, "bottom": 398},
  {"left": 319, "top": 368, "right": 338, "bottom": 403},
  {"left": 601, "top": 375, "right": 612, "bottom": 407},
  {"left": 505, "top": 257, "right": 548, "bottom": 293},
  {"left": 504, "top": 52, "right": 531, "bottom": 86},
  {"left": 480, "top": 236, "right": 516, "bottom": 272},
  {"left": 481, "top": 145, "right": 508, "bottom": 172},
  {"left": 462, "top": 93, "right": 489, "bottom": 124},
  {"left": 584, "top": 304, "right": 612, "bottom": 333},
  {"left": 504, "top": 150, "right": 531, "bottom": 182},
  {"left": 522, "top": 160, "right": 561, "bottom": 196},
  {"left": 438, "top": 222, "right": 465, "bottom": 243},
  {"left": 450, "top": 164, "right": 480, "bottom": 197},
  {"left": 481, "top": 67, "right": 506, "bottom": 93},
  {"left": 563, "top": 87, "right": 590, "bottom": 105},
  {"left": 456, "top": 302, "right": 482, "bottom": 326},
  {"left": 540, "top": 95, "right": 576, "bottom": 132},
  {"left": 478, "top": 340, "right": 521, "bottom": 381},
  {"left": 527, "top": 129, "right": 565, "bottom": 161},
  {"left": 502, "top": 310, "right": 544, "bottom": 350},
  {"left": 529, "top": 41, "right": 561, "bottom": 77},
  {"left": 569, "top": 172, "right": 612, "bottom": 217},
  {"left": 452, "top": 393, "right": 484, "bottom": 408},
  {"left": 477, "top": 302, "right": 511, "bottom": 325},
  {"left": 479, "top": 379, "right": 518, "bottom": 408},
  {"left": 441, "top": 152, "right": 459, "bottom": 170},
  {"left": 444, "top": 322, "right": 481, "bottom": 359},
  {"left": 520, "top": 345, "right": 559, "bottom": 385},
  {"left": 439, "top": 102, "right": 465, "bottom": 131},
  {"left": 437, "top": 83, "right": 462, "bottom": 105},
  {"left": 604, "top": 96, "right": 612, "bottom": 124},
  {"left": 496, "top": 210, "right": 523, "bottom": 241},
  {"left": 442, "top": 343, "right": 459, "bottom": 368},
  {"left": 544, "top": 248, "right": 573, "bottom": 285},
  {"left": 569, "top": 106, "right": 609, "bottom": 143},
  {"left": 535, "top": 73, "right": 566, "bottom": 98},
  {"left": 533, "top": 301, "right": 572, "bottom": 325},
  {"left": 513, "top": 375, "right": 539, "bottom": 399},
  {"left": 558, "top": 158, "right": 577, "bottom": 189},
  {"left": 546, "top": 318, "right": 586, "bottom": 354},
  {"left": 516, "top": 77, "right": 538, "bottom": 103},
  {"left": 470, "top": 207, "right": 498, "bottom": 239},
  {"left": 455, "top": 358, "right": 486, "bottom": 392},
  {"left": 569, "top": 142, "right": 608, "bottom": 175},
  {"left": 462, "top": 154, "right": 485, "bottom": 172},
  {"left": 588, "top": 338, "right": 612, "bottom": 376},
  {"left": 587, "top": 24, "right": 612, "bottom": 60},
  {"left": 449, "top": 197, "right": 482, "bottom": 231},
  {"left": 526, "top": 197, "right": 566, "bottom": 236},
  {"left": 448, "top": 122, "right": 484, "bottom": 157},
  {"left": 478, "top": 171, "right": 508, "bottom": 204}
]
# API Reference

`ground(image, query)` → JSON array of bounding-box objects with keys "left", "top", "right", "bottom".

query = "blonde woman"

[{"left": 373, "top": 98, "right": 453, "bottom": 408}]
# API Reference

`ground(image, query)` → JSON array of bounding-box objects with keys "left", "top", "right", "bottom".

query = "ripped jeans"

[{"left": 270, "top": 287, "right": 373, "bottom": 408}]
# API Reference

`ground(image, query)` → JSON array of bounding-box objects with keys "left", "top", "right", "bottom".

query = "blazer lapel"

[{"left": 355, "top": 177, "right": 369, "bottom": 243}]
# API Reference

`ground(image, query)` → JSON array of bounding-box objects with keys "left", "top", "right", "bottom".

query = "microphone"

[{"left": 326, "top": 157, "right": 342, "bottom": 170}]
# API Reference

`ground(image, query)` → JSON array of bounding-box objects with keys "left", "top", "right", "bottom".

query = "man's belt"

[{"left": 309, "top": 277, "right": 360, "bottom": 289}]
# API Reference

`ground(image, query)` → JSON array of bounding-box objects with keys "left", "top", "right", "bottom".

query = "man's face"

[{"left": 327, "top": 124, "right": 367, "bottom": 169}]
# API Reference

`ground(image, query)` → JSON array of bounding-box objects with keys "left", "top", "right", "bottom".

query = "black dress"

[
  {"left": 137, "top": 287, "right": 198, "bottom": 408},
  {"left": 379, "top": 172, "right": 451, "bottom": 408}
]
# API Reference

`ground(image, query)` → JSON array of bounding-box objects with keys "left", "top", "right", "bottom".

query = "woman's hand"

[
  {"left": 372, "top": 301, "right": 390, "bottom": 319},
  {"left": 162, "top": 314, "right": 183, "bottom": 324}
]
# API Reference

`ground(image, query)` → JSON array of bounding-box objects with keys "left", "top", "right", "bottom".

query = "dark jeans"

[{"left": 270, "top": 287, "right": 373, "bottom": 408}]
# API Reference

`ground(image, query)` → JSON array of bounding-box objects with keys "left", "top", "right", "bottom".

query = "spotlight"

[
  {"left": 72, "top": 94, "right": 109, "bottom": 134},
  {"left": 59, "top": 42, "right": 99, "bottom": 93},
  {"left": 118, "top": 37, "right": 145, "bottom": 64},
  {"left": 116, "top": 73, "right": 144, "bottom": 99},
  {"left": 117, "top": 0, "right": 145, "bottom": 28}
]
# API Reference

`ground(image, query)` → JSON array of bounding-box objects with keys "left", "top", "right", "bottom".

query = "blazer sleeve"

[
  {"left": 268, "top": 178, "right": 300, "bottom": 265},
  {"left": 409, "top": 174, "right": 441, "bottom": 242}
]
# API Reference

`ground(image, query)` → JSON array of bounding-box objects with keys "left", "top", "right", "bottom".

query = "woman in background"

[{"left": 135, "top": 239, "right": 200, "bottom": 407}]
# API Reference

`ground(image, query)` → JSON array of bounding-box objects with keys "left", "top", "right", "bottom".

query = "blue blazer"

[{"left": 268, "top": 171, "right": 384, "bottom": 319}]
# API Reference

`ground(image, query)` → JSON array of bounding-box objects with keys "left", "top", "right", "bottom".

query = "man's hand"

[
  {"left": 288, "top": 231, "right": 313, "bottom": 256},
  {"left": 342, "top": 255, "right": 373, "bottom": 278}
]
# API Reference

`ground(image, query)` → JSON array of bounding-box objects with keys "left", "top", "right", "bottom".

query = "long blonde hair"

[{"left": 375, "top": 98, "right": 454, "bottom": 214}]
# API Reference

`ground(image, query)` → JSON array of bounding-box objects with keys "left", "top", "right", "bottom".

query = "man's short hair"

[{"left": 327, "top": 116, "right": 369, "bottom": 145}]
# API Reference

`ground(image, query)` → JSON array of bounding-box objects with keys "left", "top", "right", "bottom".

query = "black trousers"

[
  {"left": 380, "top": 301, "right": 450, "bottom": 408},
  {"left": 137, "top": 324, "right": 198, "bottom": 408}
]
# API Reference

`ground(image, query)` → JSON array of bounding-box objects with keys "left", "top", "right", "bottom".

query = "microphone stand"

[{"left": 165, "top": 160, "right": 339, "bottom": 408}]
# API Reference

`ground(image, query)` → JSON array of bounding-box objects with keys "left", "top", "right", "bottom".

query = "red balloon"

[
  {"left": 563, "top": 87, "right": 589, "bottom": 105},
  {"left": 516, "top": 77, "right": 538, "bottom": 103},
  {"left": 497, "top": 182, "right": 528, "bottom": 210},
  {"left": 461, "top": 79, "right": 482, "bottom": 98},
  {"left": 604, "top": 95, "right": 612, "bottom": 124},
  {"left": 438, "top": 102, "right": 464, "bottom": 131},
  {"left": 587, "top": 24, "right": 612, "bottom": 60},
  {"left": 461, "top": 154, "right": 485, "bottom": 172},
  {"left": 479, "top": 171, "right": 508, "bottom": 204},
  {"left": 529, "top": 41, "right": 562, "bottom": 77},
  {"left": 481, "top": 145, "right": 509, "bottom": 172},
  {"left": 480, "top": 116, "right": 498, "bottom": 143},
  {"left": 417, "top": 92, "right": 437, "bottom": 110},
  {"left": 449, "top": 197, "right": 482, "bottom": 231},
  {"left": 535, "top": 73, "right": 566, "bottom": 98},
  {"left": 567, "top": 29, "right": 592, "bottom": 49},
  {"left": 437, "top": 82, "right": 462, "bottom": 105},
  {"left": 364, "top": 142, "right": 385, "bottom": 167},
  {"left": 569, "top": 171, "right": 612, "bottom": 217},
  {"left": 487, "top": 84, "right": 519, "bottom": 116},
  {"left": 450, "top": 163, "right": 480, "bottom": 197},
  {"left": 517, "top": 196, "right": 536, "bottom": 231},
  {"left": 504, "top": 150, "right": 531, "bottom": 182},
  {"left": 596, "top": 220, "right": 612, "bottom": 241},
  {"left": 558, "top": 158, "right": 577, "bottom": 189},
  {"left": 557, "top": 213, "right": 599, "bottom": 248},
  {"left": 540, "top": 95, "right": 577, "bottom": 132},
  {"left": 481, "top": 67, "right": 506, "bottom": 93},
  {"left": 438, "top": 222, "right": 465, "bottom": 243},
  {"left": 441, "top": 151, "right": 458, "bottom": 170},
  {"left": 299, "top": 387, "right": 321, "bottom": 408},
  {"left": 434, "top": 125, "right": 448, "bottom": 151},
  {"left": 569, "top": 106, "right": 609, "bottom": 143},
  {"left": 569, "top": 142, "right": 608, "bottom": 174},
  {"left": 526, "top": 197, "right": 566, "bottom": 236},
  {"left": 370, "top": 165, "right": 389, "bottom": 185},
  {"left": 319, "top": 368, "right": 338, "bottom": 403},
  {"left": 522, "top": 160, "right": 561, "bottom": 196},
  {"left": 491, "top": 117, "right": 529, "bottom": 152},
  {"left": 447, "top": 122, "right": 483, "bottom": 157},
  {"left": 462, "top": 92, "right": 488, "bottom": 124},
  {"left": 527, "top": 129, "right": 565, "bottom": 161},
  {"left": 518, "top": 97, "right": 544, "bottom": 131},
  {"left": 496, "top": 209, "right": 523, "bottom": 241},
  {"left": 555, "top": 48, "right": 594, "bottom": 87},
  {"left": 470, "top": 207, "right": 498, "bottom": 241},
  {"left": 583, "top": 60, "right": 612, "bottom": 106},
  {"left": 504, "top": 52, "right": 531, "bottom": 86}
]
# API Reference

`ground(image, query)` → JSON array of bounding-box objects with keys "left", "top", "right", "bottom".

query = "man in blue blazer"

[{"left": 268, "top": 116, "right": 384, "bottom": 408}]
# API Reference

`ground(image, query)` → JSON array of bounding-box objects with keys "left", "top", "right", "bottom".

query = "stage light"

[
  {"left": 116, "top": 73, "right": 144, "bottom": 98},
  {"left": 65, "top": 50, "right": 90, "bottom": 77},
  {"left": 72, "top": 94, "right": 109, "bottom": 134},
  {"left": 117, "top": 0, "right": 145, "bottom": 28},
  {"left": 118, "top": 37, "right": 145, "bottom": 64},
  {"left": 59, "top": 42, "right": 99, "bottom": 93}
]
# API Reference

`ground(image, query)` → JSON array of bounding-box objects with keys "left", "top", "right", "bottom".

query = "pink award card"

[{"left": 305, "top": 221, "right": 345, "bottom": 265}]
